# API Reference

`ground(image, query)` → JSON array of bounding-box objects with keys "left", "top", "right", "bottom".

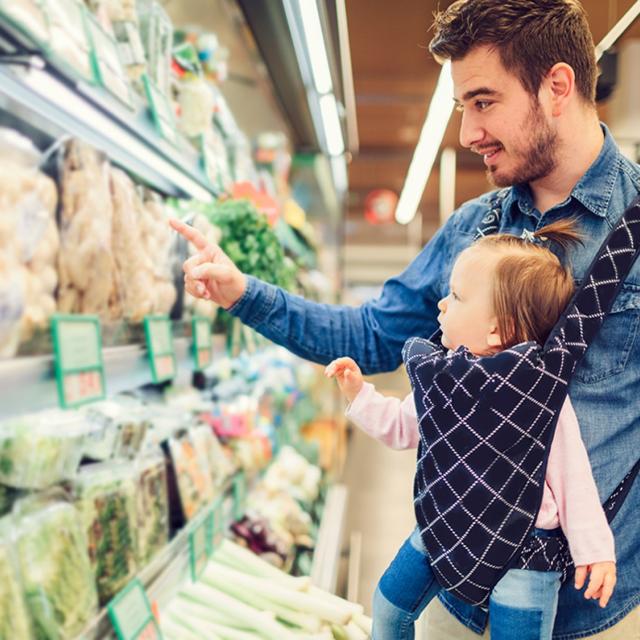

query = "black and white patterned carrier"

[{"left": 403, "top": 193, "right": 640, "bottom": 606}]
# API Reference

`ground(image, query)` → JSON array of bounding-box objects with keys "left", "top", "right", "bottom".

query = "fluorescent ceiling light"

[
  {"left": 595, "top": 1, "right": 640, "bottom": 60},
  {"left": 395, "top": 61, "right": 453, "bottom": 224},
  {"left": 330, "top": 155, "right": 348, "bottom": 195},
  {"left": 319, "top": 93, "right": 345, "bottom": 156},
  {"left": 299, "top": 0, "right": 333, "bottom": 95}
]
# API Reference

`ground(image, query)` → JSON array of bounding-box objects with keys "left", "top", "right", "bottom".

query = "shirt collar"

[{"left": 503, "top": 123, "right": 621, "bottom": 220}]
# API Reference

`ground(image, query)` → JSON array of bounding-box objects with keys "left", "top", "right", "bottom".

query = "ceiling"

[{"left": 343, "top": 0, "right": 640, "bottom": 252}]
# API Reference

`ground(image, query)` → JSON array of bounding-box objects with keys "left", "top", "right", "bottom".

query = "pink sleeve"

[
  {"left": 546, "top": 397, "right": 615, "bottom": 566},
  {"left": 345, "top": 382, "right": 420, "bottom": 450}
]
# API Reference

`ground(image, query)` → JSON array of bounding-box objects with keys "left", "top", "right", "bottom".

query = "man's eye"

[{"left": 476, "top": 100, "right": 492, "bottom": 111}]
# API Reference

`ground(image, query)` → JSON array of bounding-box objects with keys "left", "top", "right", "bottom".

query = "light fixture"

[
  {"left": 395, "top": 61, "right": 453, "bottom": 224},
  {"left": 330, "top": 154, "right": 348, "bottom": 196},
  {"left": 298, "top": 0, "right": 333, "bottom": 95},
  {"left": 439, "top": 146, "right": 456, "bottom": 224},
  {"left": 283, "top": 0, "right": 346, "bottom": 159},
  {"left": 319, "top": 94, "right": 345, "bottom": 156},
  {"left": 595, "top": 1, "right": 640, "bottom": 61}
]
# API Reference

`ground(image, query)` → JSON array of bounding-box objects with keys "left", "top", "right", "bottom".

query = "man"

[{"left": 172, "top": 1, "right": 640, "bottom": 637}]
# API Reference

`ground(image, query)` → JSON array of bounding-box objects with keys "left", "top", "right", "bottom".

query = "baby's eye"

[{"left": 451, "top": 291, "right": 460, "bottom": 301}]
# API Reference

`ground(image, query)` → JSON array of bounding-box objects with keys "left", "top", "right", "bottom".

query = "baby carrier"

[{"left": 403, "top": 193, "right": 640, "bottom": 606}]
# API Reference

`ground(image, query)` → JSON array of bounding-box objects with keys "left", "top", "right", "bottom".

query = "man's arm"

[
  {"left": 228, "top": 224, "right": 452, "bottom": 374},
  {"left": 171, "top": 217, "right": 453, "bottom": 375}
]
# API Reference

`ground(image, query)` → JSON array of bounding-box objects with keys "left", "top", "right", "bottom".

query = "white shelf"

[{"left": 0, "top": 53, "right": 213, "bottom": 201}]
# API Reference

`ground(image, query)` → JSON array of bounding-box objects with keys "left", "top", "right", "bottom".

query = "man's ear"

[{"left": 544, "top": 62, "right": 575, "bottom": 117}]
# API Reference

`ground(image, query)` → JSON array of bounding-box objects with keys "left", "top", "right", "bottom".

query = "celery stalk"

[
  {"left": 308, "top": 586, "right": 365, "bottom": 617},
  {"left": 352, "top": 613, "right": 372, "bottom": 635}
]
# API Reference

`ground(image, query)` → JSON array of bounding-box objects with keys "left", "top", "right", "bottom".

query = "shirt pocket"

[{"left": 573, "top": 288, "right": 640, "bottom": 384}]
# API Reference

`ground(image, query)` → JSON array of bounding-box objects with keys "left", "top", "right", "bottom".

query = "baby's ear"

[{"left": 486, "top": 322, "right": 503, "bottom": 348}]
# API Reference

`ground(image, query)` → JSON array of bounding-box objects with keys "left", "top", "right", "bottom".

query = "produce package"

[
  {"left": 0, "top": 515, "right": 32, "bottom": 639},
  {"left": 0, "top": 128, "right": 59, "bottom": 355},
  {"left": 112, "top": 404, "right": 150, "bottom": 459},
  {"left": 161, "top": 539, "right": 372, "bottom": 640},
  {"left": 138, "top": 190, "right": 178, "bottom": 315},
  {"left": 46, "top": 0, "right": 94, "bottom": 80},
  {"left": 189, "top": 423, "right": 234, "bottom": 489},
  {"left": 167, "top": 429, "right": 215, "bottom": 522},
  {"left": 0, "top": 0, "right": 49, "bottom": 49},
  {"left": 81, "top": 400, "right": 122, "bottom": 461},
  {"left": 134, "top": 452, "right": 169, "bottom": 565},
  {"left": 137, "top": 0, "right": 173, "bottom": 97},
  {"left": 14, "top": 492, "right": 98, "bottom": 638},
  {"left": 0, "top": 408, "right": 91, "bottom": 490},
  {"left": 74, "top": 461, "right": 138, "bottom": 604},
  {"left": 58, "top": 140, "right": 118, "bottom": 319}
]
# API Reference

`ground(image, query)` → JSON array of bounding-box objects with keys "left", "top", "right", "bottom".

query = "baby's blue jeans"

[{"left": 372, "top": 527, "right": 561, "bottom": 640}]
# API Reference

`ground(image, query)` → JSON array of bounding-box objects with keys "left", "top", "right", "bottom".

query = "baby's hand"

[
  {"left": 324, "top": 357, "right": 364, "bottom": 402},
  {"left": 574, "top": 561, "right": 616, "bottom": 608}
]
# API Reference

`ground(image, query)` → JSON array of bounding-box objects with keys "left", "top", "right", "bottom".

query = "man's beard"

[{"left": 487, "top": 100, "right": 558, "bottom": 188}]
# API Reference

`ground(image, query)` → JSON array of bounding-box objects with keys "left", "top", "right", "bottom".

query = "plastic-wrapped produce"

[
  {"left": 81, "top": 400, "right": 122, "bottom": 461},
  {"left": 134, "top": 452, "right": 169, "bottom": 564},
  {"left": 0, "top": 516, "right": 32, "bottom": 639},
  {"left": 0, "top": 409, "right": 90, "bottom": 490},
  {"left": 58, "top": 140, "right": 118, "bottom": 319},
  {"left": 110, "top": 168, "right": 156, "bottom": 321},
  {"left": 178, "top": 77, "right": 214, "bottom": 138},
  {"left": 0, "top": 128, "right": 59, "bottom": 353},
  {"left": 138, "top": 0, "right": 173, "bottom": 97},
  {"left": 0, "top": 0, "right": 49, "bottom": 44},
  {"left": 113, "top": 405, "right": 150, "bottom": 459},
  {"left": 190, "top": 423, "right": 234, "bottom": 489},
  {"left": 14, "top": 492, "right": 98, "bottom": 638},
  {"left": 138, "top": 191, "right": 177, "bottom": 315},
  {"left": 46, "top": 0, "right": 94, "bottom": 80},
  {"left": 167, "top": 430, "right": 215, "bottom": 521},
  {"left": 75, "top": 462, "right": 138, "bottom": 604}
]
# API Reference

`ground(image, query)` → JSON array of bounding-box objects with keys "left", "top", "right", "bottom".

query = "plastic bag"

[
  {"left": 0, "top": 515, "right": 32, "bottom": 639},
  {"left": 74, "top": 461, "right": 138, "bottom": 604},
  {"left": 0, "top": 408, "right": 91, "bottom": 489},
  {"left": 134, "top": 451, "right": 169, "bottom": 564},
  {"left": 14, "top": 492, "right": 98, "bottom": 638},
  {"left": 58, "top": 140, "right": 118, "bottom": 319}
]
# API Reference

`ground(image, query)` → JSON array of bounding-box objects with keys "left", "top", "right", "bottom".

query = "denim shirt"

[{"left": 230, "top": 124, "right": 640, "bottom": 638}]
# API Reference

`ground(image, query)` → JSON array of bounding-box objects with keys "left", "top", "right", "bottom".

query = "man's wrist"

[{"left": 227, "top": 275, "right": 277, "bottom": 326}]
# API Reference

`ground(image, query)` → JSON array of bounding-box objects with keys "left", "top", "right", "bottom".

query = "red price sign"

[
  {"left": 138, "top": 621, "right": 160, "bottom": 640},
  {"left": 144, "top": 316, "right": 176, "bottom": 383},
  {"left": 154, "top": 355, "right": 175, "bottom": 379},
  {"left": 63, "top": 370, "right": 104, "bottom": 404},
  {"left": 197, "top": 348, "right": 211, "bottom": 369}
]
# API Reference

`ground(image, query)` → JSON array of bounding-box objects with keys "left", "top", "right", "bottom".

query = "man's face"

[{"left": 451, "top": 46, "right": 558, "bottom": 187}]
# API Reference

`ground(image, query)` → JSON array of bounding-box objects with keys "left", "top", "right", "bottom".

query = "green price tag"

[
  {"left": 189, "top": 509, "right": 212, "bottom": 581},
  {"left": 233, "top": 472, "right": 246, "bottom": 521},
  {"left": 210, "top": 497, "right": 225, "bottom": 551},
  {"left": 143, "top": 316, "right": 176, "bottom": 383},
  {"left": 107, "top": 578, "right": 162, "bottom": 640},
  {"left": 192, "top": 316, "right": 212, "bottom": 371},
  {"left": 143, "top": 74, "right": 179, "bottom": 145},
  {"left": 51, "top": 314, "right": 106, "bottom": 409}
]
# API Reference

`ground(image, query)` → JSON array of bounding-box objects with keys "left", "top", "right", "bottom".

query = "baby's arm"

[
  {"left": 325, "top": 357, "right": 420, "bottom": 450},
  {"left": 547, "top": 397, "right": 616, "bottom": 607}
]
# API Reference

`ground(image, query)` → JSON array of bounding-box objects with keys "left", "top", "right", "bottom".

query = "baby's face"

[{"left": 437, "top": 247, "right": 501, "bottom": 356}]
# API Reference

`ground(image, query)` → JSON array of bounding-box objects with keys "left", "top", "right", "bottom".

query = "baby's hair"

[{"left": 473, "top": 219, "right": 583, "bottom": 347}]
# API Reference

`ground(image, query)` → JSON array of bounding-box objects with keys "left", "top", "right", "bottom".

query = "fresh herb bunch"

[{"left": 197, "top": 199, "right": 297, "bottom": 290}]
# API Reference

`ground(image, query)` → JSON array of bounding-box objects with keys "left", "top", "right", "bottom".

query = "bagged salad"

[
  {"left": 0, "top": 515, "right": 32, "bottom": 639},
  {"left": 14, "top": 492, "right": 98, "bottom": 638},
  {"left": 134, "top": 451, "right": 169, "bottom": 565},
  {"left": 0, "top": 408, "right": 90, "bottom": 489},
  {"left": 74, "top": 461, "right": 138, "bottom": 604}
]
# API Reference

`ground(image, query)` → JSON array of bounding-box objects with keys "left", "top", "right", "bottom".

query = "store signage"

[
  {"left": 51, "top": 314, "right": 106, "bottom": 408},
  {"left": 189, "top": 509, "right": 213, "bottom": 581},
  {"left": 107, "top": 578, "right": 162, "bottom": 640},
  {"left": 192, "top": 316, "right": 212, "bottom": 371},
  {"left": 144, "top": 315, "right": 176, "bottom": 383},
  {"left": 232, "top": 472, "right": 247, "bottom": 521}
]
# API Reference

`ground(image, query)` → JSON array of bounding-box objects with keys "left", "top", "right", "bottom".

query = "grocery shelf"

[
  {"left": 0, "top": 334, "right": 227, "bottom": 420},
  {"left": 0, "top": 45, "right": 213, "bottom": 201},
  {"left": 310, "top": 483, "right": 348, "bottom": 593}
]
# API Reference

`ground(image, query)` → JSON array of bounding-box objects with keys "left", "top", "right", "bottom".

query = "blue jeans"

[{"left": 373, "top": 528, "right": 561, "bottom": 640}]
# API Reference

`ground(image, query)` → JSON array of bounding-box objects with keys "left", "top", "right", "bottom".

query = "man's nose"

[{"left": 459, "top": 110, "right": 483, "bottom": 149}]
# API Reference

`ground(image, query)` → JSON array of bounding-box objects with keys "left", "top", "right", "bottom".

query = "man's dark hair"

[{"left": 429, "top": 0, "right": 597, "bottom": 105}]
